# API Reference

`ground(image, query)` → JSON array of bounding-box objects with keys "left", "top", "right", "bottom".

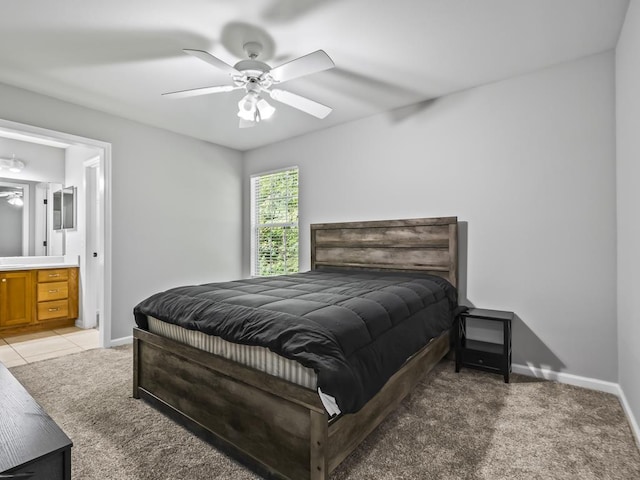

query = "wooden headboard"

[{"left": 310, "top": 216, "right": 458, "bottom": 288}]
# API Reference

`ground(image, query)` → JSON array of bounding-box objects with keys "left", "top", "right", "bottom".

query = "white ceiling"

[{"left": 0, "top": 0, "right": 630, "bottom": 151}]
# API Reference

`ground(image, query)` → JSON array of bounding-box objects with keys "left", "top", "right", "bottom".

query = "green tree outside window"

[{"left": 251, "top": 168, "right": 299, "bottom": 276}]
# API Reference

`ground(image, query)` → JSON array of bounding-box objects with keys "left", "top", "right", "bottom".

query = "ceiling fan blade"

[
  {"left": 183, "top": 49, "right": 241, "bottom": 76},
  {"left": 269, "top": 89, "right": 332, "bottom": 119},
  {"left": 162, "top": 85, "right": 239, "bottom": 99},
  {"left": 270, "top": 50, "right": 335, "bottom": 83}
]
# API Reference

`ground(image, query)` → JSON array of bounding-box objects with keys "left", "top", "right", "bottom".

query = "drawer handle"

[
  {"left": 478, "top": 359, "right": 484, "bottom": 364},
  {"left": 49, "top": 273, "right": 60, "bottom": 277},
  {"left": 0, "top": 473, "right": 36, "bottom": 479},
  {"left": 48, "top": 308, "right": 60, "bottom": 312},
  {"left": 48, "top": 289, "right": 59, "bottom": 293}
]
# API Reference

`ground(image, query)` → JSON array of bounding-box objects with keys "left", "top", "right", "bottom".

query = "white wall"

[
  {"left": 0, "top": 81, "right": 243, "bottom": 340},
  {"left": 244, "top": 52, "right": 618, "bottom": 382},
  {"left": 616, "top": 0, "right": 640, "bottom": 438}
]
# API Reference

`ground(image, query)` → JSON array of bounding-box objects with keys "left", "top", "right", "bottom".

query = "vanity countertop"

[{"left": 0, "top": 255, "right": 79, "bottom": 271}]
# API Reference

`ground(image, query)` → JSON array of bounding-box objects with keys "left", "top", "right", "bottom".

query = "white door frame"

[
  {"left": 0, "top": 118, "right": 112, "bottom": 348},
  {"left": 82, "top": 156, "right": 101, "bottom": 330},
  {"left": 34, "top": 183, "right": 49, "bottom": 256}
]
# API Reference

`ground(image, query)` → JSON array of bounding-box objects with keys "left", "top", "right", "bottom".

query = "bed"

[{"left": 132, "top": 216, "right": 459, "bottom": 480}]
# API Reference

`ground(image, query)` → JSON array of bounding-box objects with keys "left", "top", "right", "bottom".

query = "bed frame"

[{"left": 133, "top": 216, "right": 458, "bottom": 480}]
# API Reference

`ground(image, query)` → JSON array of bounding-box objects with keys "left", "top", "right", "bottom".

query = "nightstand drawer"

[
  {"left": 461, "top": 348, "right": 504, "bottom": 371},
  {"left": 37, "top": 282, "right": 69, "bottom": 302},
  {"left": 38, "top": 300, "right": 69, "bottom": 321}
]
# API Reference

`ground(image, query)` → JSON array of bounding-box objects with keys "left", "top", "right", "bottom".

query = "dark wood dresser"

[{"left": 0, "top": 362, "right": 72, "bottom": 479}]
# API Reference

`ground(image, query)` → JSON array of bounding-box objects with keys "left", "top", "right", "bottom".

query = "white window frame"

[{"left": 250, "top": 166, "right": 299, "bottom": 277}]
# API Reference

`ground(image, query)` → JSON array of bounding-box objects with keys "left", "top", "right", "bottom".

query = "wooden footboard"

[{"left": 133, "top": 327, "right": 450, "bottom": 480}]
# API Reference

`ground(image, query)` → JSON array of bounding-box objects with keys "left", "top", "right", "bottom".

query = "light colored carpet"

[{"left": 9, "top": 346, "right": 640, "bottom": 480}]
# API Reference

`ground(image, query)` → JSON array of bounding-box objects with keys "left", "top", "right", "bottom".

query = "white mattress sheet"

[{"left": 147, "top": 316, "right": 341, "bottom": 416}]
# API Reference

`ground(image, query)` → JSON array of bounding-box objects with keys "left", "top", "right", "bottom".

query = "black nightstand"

[{"left": 455, "top": 308, "right": 513, "bottom": 383}]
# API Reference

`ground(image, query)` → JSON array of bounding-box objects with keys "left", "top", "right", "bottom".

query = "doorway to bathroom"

[{"left": 0, "top": 118, "right": 112, "bottom": 349}]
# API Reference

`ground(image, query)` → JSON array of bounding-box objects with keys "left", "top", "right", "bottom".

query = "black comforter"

[{"left": 134, "top": 269, "right": 458, "bottom": 414}]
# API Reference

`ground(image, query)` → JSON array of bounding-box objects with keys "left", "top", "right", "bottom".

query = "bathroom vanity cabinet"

[
  {"left": 0, "top": 270, "right": 33, "bottom": 328},
  {"left": 0, "top": 267, "right": 78, "bottom": 336}
]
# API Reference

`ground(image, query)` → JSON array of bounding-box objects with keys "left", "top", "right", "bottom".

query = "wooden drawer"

[
  {"left": 37, "top": 269, "right": 69, "bottom": 283},
  {"left": 38, "top": 300, "right": 69, "bottom": 321},
  {"left": 37, "top": 281, "right": 69, "bottom": 302}
]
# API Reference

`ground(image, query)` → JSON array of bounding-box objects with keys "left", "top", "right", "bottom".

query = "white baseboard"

[
  {"left": 512, "top": 363, "right": 620, "bottom": 394},
  {"left": 618, "top": 387, "right": 640, "bottom": 449},
  {"left": 109, "top": 335, "right": 133, "bottom": 347},
  {"left": 75, "top": 319, "right": 97, "bottom": 329},
  {"left": 513, "top": 363, "right": 640, "bottom": 448}
]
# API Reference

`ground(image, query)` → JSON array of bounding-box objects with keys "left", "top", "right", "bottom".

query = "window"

[{"left": 251, "top": 167, "right": 299, "bottom": 276}]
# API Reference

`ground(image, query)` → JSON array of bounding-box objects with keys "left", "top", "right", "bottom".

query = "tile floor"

[{"left": 0, "top": 327, "right": 100, "bottom": 368}]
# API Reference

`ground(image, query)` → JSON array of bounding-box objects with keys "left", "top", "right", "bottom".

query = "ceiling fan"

[{"left": 162, "top": 42, "right": 335, "bottom": 128}]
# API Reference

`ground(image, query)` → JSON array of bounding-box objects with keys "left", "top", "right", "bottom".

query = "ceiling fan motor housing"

[
  {"left": 234, "top": 59, "right": 273, "bottom": 90},
  {"left": 234, "top": 59, "right": 271, "bottom": 75}
]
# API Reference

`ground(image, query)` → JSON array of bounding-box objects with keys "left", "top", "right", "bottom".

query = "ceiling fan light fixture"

[
  {"left": 7, "top": 194, "right": 23, "bottom": 207},
  {"left": 237, "top": 108, "right": 256, "bottom": 121},
  {"left": 237, "top": 92, "right": 276, "bottom": 125},
  {"left": 257, "top": 98, "right": 275, "bottom": 120},
  {"left": 237, "top": 92, "right": 258, "bottom": 121}
]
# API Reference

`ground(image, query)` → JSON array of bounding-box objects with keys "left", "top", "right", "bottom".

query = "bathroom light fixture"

[{"left": 0, "top": 154, "right": 26, "bottom": 173}]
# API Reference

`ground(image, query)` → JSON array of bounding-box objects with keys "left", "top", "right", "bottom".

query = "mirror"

[
  {"left": 53, "top": 186, "right": 75, "bottom": 230},
  {"left": 0, "top": 179, "right": 28, "bottom": 257},
  {"left": 0, "top": 177, "right": 69, "bottom": 257}
]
